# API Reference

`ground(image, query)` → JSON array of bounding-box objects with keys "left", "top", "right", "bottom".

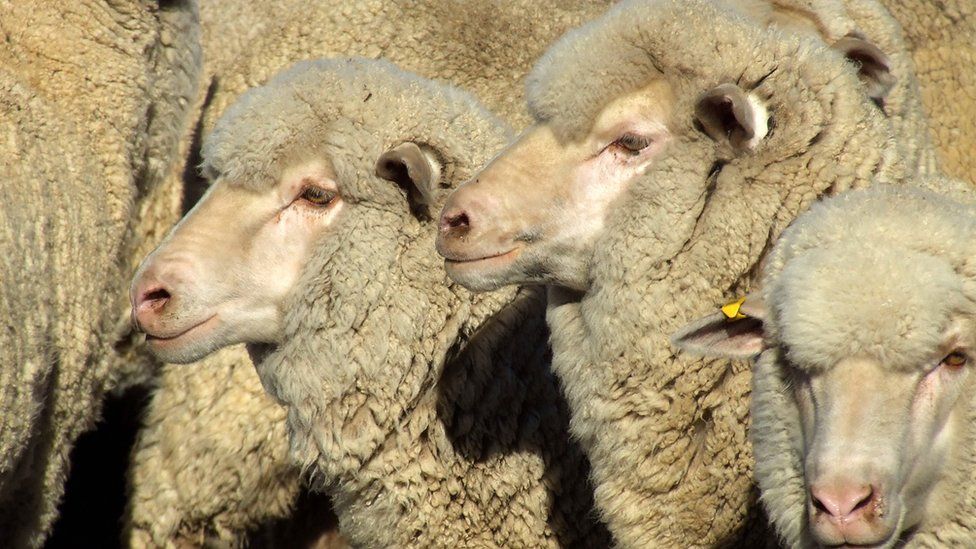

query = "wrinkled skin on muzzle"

[{"left": 129, "top": 159, "right": 343, "bottom": 363}]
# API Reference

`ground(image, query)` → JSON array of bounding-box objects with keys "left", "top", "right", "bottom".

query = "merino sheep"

[
  {"left": 430, "top": 0, "right": 963, "bottom": 544},
  {"left": 128, "top": 58, "right": 609, "bottom": 548},
  {"left": 673, "top": 184, "right": 976, "bottom": 547},
  {"left": 730, "top": 0, "right": 975, "bottom": 184},
  {"left": 125, "top": 1, "right": 624, "bottom": 543},
  {"left": 0, "top": 1, "right": 201, "bottom": 546}
]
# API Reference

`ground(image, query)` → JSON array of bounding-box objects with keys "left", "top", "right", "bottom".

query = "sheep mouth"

[
  {"left": 814, "top": 527, "right": 899, "bottom": 549},
  {"left": 442, "top": 247, "right": 521, "bottom": 267},
  {"left": 145, "top": 314, "right": 218, "bottom": 345}
]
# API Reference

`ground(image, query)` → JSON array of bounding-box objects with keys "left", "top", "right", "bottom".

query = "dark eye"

[
  {"left": 610, "top": 133, "right": 651, "bottom": 156},
  {"left": 300, "top": 186, "right": 337, "bottom": 206},
  {"left": 941, "top": 351, "right": 968, "bottom": 369}
]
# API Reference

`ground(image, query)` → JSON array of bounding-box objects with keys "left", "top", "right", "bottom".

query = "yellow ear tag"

[{"left": 721, "top": 296, "right": 748, "bottom": 320}]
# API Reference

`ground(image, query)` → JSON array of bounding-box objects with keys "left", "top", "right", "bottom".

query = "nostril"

[
  {"left": 447, "top": 212, "right": 469, "bottom": 229},
  {"left": 812, "top": 494, "right": 831, "bottom": 515},
  {"left": 851, "top": 486, "right": 874, "bottom": 514},
  {"left": 140, "top": 287, "right": 171, "bottom": 311},
  {"left": 440, "top": 209, "right": 471, "bottom": 233}
]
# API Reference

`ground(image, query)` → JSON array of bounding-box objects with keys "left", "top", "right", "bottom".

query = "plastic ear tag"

[{"left": 721, "top": 296, "right": 748, "bottom": 320}]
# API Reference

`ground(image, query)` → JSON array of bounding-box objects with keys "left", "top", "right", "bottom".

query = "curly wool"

[
  {"left": 124, "top": 345, "right": 341, "bottom": 548},
  {"left": 519, "top": 0, "right": 956, "bottom": 545},
  {"left": 0, "top": 2, "right": 200, "bottom": 546},
  {"left": 730, "top": 0, "right": 943, "bottom": 178},
  {"left": 197, "top": 58, "right": 608, "bottom": 548},
  {"left": 877, "top": 0, "right": 976, "bottom": 184},
  {"left": 837, "top": 0, "right": 941, "bottom": 178},
  {"left": 752, "top": 184, "right": 976, "bottom": 547},
  {"left": 199, "top": 0, "right": 615, "bottom": 130}
]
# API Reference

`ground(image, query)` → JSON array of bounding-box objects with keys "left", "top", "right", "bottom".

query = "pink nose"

[
  {"left": 810, "top": 482, "right": 876, "bottom": 522},
  {"left": 130, "top": 273, "right": 173, "bottom": 333}
]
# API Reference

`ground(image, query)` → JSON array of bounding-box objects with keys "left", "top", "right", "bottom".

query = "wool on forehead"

[
  {"left": 764, "top": 184, "right": 976, "bottom": 372},
  {"left": 524, "top": 0, "right": 845, "bottom": 140},
  {"left": 201, "top": 57, "right": 510, "bottom": 190}
]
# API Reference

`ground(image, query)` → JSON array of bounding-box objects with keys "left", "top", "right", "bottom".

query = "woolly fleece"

[
  {"left": 127, "top": 2, "right": 616, "bottom": 542},
  {"left": 125, "top": 346, "right": 341, "bottom": 548},
  {"left": 522, "top": 0, "right": 938, "bottom": 545},
  {"left": 731, "top": 0, "right": 942, "bottom": 177},
  {"left": 0, "top": 2, "right": 200, "bottom": 546},
  {"left": 752, "top": 184, "right": 976, "bottom": 547},
  {"left": 878, "top": 0, "right": 976, "bottom": 183},
  {"left": 202, "top": 58, "right": 609, "bottom": 548}
]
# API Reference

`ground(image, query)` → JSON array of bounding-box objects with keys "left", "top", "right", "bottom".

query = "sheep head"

[
  {"left": 130, "top": 58, "right": 511, "bottom": 364},
  {"left": 672, "top": 185, "right": 976, "bottom": 548},
  {"left": 435, "top": 0, "right": 899, "bottom": 295}
]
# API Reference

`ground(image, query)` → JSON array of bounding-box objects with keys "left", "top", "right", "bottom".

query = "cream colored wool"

[
  {"left": 877, "top": 0, "right": 976, "bottom": 183},
  {"left": 0, "top": 1, "right": 201, "bottom": 547},
  {"left": 836, "top": 0, "right": 940, "bottom": 177},
  {"left": 125, "top": 346, "right": 319, "bottom": 548},
  {"left": 751, "top": 184, "right": 976, "bottom": 547},
  {"left": 200, "top": 58, "right": 608, "bottom": 548},
  {"left": 127, "top": 1, "right": 617, "bottom": 544},
  {"left": 521, "top": 0, "right": 935, "bottom": 545},
  {"left": 200, "top": 0, "right": 616, "bottom": 130},
  {"left": 730, "top": 0, "right": 942, "bottom": 178}
]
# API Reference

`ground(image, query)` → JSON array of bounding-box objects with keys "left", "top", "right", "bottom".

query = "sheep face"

[
  {"left": 129, "top": 58, "right": 506, "bottom": 365},
  {"left": 436, "top": 80, "right": 677, "bottom": 292},
  {"left": 788, "top": 348, "right": 970, "bottom": 547},
  {"left": 130, "top": 157, "right": 345, "bottom": 364},
  {"left": 675, "top": 305, "right": 975, "bottom": 548},
  {"left": 672, "top": 220, "right": 976, "bottom": 547}
]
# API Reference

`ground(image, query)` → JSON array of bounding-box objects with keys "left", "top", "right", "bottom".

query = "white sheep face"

[
  {"left": 435, "top": 76, "right": 774, "bottom": 293},
  {"left": 672, "top": 295, "right": 975, "bottom": 548},
  {"left": 129, "top": 159, "right": 344, "bottom": 363},
  {"left": 784, "top": 330, "right": 971, "bottom": 548},
  {"left": 435, "top": 79, "right": 677, "bottom": 292}
]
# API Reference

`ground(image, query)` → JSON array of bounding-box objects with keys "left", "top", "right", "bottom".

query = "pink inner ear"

[{"left": 672, "top": 314, "right": 765, "bottom": 360}]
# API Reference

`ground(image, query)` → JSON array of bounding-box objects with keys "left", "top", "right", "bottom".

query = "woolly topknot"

[
  {"left": 525, "top": 0, "right": 832, "bottom": 140},
  {"left": 763, "top": 184, "right": 976, "bottom": 371},
  {"left": 202, "top": 57, "right": 511, "bottom": 192}
]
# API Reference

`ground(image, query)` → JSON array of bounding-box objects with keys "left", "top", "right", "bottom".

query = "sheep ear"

[
  {"left": 833, "top": 36, "right": 896, "bottom": 106},
  {"left": 375, "top": 142, "right": 442, "bottom": 220},
  {"left": 695, "top": 83, "right": 769, "bottom": 152},
  {"left": 670, "top": 293, "right": 768, "bottom": 359}
]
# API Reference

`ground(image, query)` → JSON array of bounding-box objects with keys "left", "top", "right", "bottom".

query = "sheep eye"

[
  {"left": 941, "top": 351, "right": 968, "bottom": 369},
  {"left": 300, "top": 186, "right": 337, "bottom": 206},
  {"left": 610, "top": 133, "right": 651, "bottom": 156}
]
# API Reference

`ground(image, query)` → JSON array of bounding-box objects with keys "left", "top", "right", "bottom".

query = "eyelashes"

[
  {"left": 299, "top": 185, "right": 338, "bottom": 207},
  {"left": 609, "top": 133, "right": 652, "bottom": 156}
]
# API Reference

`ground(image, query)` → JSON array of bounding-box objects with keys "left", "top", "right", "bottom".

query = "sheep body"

[
  {"left": 126, "top": 1, "right": 618, "bottom": 543},
  {"left": 196, "top": 57, "right": 608, "bottom": 548},
  {"left": 0, "top": 2, "right": 201, "bottom": 545}
]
